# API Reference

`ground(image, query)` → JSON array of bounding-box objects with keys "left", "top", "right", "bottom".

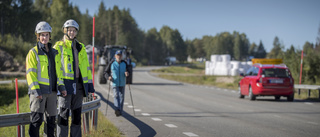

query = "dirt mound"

[{"left": 0, "top": 48, "right": 18, "bottom": 71}]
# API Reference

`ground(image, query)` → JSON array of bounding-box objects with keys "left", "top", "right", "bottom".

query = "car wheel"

[
  {"left": 275, "top": 96, "right": 281, "bottom": 100},
  {"left": 249, "top": 86, "right": 256, "bottom": 101},
  {"left": 287, "top": 93, "right": 294, "bottom": 102},
  {"left": 238, "top": 85, "right": 244, "bottom": 99}
]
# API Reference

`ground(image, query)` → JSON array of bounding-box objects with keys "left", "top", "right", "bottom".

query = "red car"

[{"left": 239, "top": 64, "right": 294, "bottom": 101}]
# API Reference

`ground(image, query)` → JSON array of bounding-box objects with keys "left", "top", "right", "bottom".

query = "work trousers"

[
  {"left": 29, "top": 92, "right": 57, "bottom": 137},
  {"left": 57, "top": 80, "right": 84, "bottom": 137}
]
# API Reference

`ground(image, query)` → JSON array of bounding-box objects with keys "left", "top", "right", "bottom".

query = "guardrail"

[
  {"left": 294, "top": 84, "right": 320, "bottom": 99},
  {"left": 0, "top": 87, "right": 101, "bottom": 137},
  {"left": 0, "top": 79, "right": 27, "bottom": 84}
]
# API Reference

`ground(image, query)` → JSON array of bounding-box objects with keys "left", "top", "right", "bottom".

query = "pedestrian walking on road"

[
  {"left": 54, "top": 19, "right": 95, "bottom": 137},
  {"left": 104, "top": 50, "right": 130, "bottom": 116},
  {"left": 26, "top": 21, "right": 66, "bottom": 137}
]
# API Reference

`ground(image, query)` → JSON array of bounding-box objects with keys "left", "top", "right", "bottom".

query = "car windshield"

[{"left": 262, "top": 68, "right": 290, "bottom": 78}]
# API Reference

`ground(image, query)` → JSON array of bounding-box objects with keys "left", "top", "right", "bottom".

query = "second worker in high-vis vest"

[
  {"left": 54, "top": 19, "right": 95, "bottom": 137},
  {"left": 26, "top": 21, "right": 66, "bottom": 137}
]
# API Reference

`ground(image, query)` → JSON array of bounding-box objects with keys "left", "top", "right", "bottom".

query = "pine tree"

[{"left": 49, "top": 0, "right": 70, "bottom": 42}]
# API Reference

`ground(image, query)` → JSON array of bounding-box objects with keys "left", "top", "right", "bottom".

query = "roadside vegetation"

[
  {"left": 152, "top": 63, "right": 240, "bottom": 90},
  {"left": 151, "top": 63, "right": 319, "bottom": 100},
  {"left": 0, "top": 83, "right": 123, "bottom": 137}
]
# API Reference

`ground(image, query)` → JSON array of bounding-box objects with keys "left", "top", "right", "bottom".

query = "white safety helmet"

[
  {"left": 35, "top": 21, "right": 52, "bottom": 34},
  {"left": 63, "top": 19, "right": 79, "bottom": 30}
]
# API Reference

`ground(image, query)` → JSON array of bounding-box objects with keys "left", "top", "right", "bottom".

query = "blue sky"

[{"left": 69, "top": 0, "right": 320, "bottom": 52}]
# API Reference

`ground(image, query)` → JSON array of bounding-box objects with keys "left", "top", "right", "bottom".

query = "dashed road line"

[
  {"left": 128, "top": 105, "right": 134, "bottom": 108},
  {"left": 165, "top": 124, "right": 177, "bottom": 128},
  {"left": 134, "top": 109, "right": 141, "bottom": 112},
  {"left": 124, "top": 102, "right": 129, "bottom": 105},
  {"left": 183, "top": 132, "right": 199, "bottom": 137},
  {"left": 273, "top": 115, "right": 281, "bottom": 118},
  {"left": 151, "top": 118, "right": 162, "bottom": 121},
  {"left": 307, "top": 121, "right": 318, "bottom": 125},
  {"left": 141, "top": 113, "right": 150, "bottom": 116},
  {"left": 304, "top": 102, "right": 313, "bottom": 105}
]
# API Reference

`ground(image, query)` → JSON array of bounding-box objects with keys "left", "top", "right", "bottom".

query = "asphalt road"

[{"left": 95, "top": 66, "right": 320, "bottom": 137}]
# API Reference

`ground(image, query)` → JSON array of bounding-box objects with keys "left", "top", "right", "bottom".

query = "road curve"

[{"left": 95, "top": 66, "right": 320, "bottom": 137}]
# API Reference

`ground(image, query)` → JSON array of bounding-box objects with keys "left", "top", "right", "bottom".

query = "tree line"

[{"left": 0, "top": 0, "right": 319, "bottom": 84}]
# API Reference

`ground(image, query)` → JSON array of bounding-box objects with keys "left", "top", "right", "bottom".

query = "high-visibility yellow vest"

[
  {"left": 53, "top": 39, "right": 94, "bottom": 95},
  {"left": 26, "top": 44, "right": 64, "bottom": 96}
]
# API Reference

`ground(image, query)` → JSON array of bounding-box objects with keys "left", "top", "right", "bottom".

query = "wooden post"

[
  {"left": 94, "top": 108, "right": 98, "bottom": 130},
  {"left": 20, "top": 125, "right": 25, "bottom": 137}
]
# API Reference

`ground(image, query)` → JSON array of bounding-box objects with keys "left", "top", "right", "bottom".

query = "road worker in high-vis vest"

[
  {"left": 26, "top": 21, "right": 66, "bottom": 137},
  {"left": 54, "top": 19, "right": 95, "bottom": 137}
]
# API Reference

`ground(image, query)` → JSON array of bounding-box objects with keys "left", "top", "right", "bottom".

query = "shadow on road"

[
  {"left": 132, "top": 82, "right": 183, "bottom": 86},
  {"left": 95, "top": 92, "right": 157, "bottom": 137}
]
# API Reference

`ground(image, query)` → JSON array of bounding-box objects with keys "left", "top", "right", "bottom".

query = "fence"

[
  {"left": 294, "top": 84, "right": 320, "bottom": 99},
  {"left": 0, "top": 80, "right": 101, "bottom": 137}
]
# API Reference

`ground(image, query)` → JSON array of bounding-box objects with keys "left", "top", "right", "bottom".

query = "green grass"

[
  {"left": 294, "top": 89, "right": 320, "bottom": 100},
  {"left": 84, "top": 111, "right": 124, "bottom": 137},
  {"left": 158, "top": 74, "right": 239, "bottom": 90},
  {"left": 0, "top": 82, "right": 123, "bottom": 137},
  {"left": 152, "top": 64, "right": 205, "bottom": 74}
]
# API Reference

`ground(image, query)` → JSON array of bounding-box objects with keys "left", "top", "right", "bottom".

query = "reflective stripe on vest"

[
  {"left": 59, "top": 45, "right": 74, "bottom": 78},
  {"left": 31, "top": 48, "right": 50, "bottom": 84}
]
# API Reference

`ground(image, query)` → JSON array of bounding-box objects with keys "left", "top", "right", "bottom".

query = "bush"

[{"left": 0, "top": 34, "right": 33, "bottom": 66}]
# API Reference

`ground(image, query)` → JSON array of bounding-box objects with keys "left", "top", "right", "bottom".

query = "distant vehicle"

[
  {"left": 165, "top": 56, "right": 176, "bottom": 65},
  {"left": 98, "top": 45, "right": 133, "bottom": 84},
  {"left": 238, "top": 64, "right": 294, "bottom": 101}
]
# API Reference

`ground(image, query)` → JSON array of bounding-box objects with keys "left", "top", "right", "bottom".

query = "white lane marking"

[
  {"left": 227, "top": 105, "right": 233, "bottom": 108},
  {"left": 304, "top": 102, "right": 313, "bottom": 105},
  {"left": 273, "top": 115, "right": 281, "bottom": 118},
  {"left": 307, "top": 121, "right": 318, "bottom": 125},
  {"left": 124, "top": 102, "right": 128, "bottom": 105},
  {"left": 134, "top": 109, "right": 141, "bottom": 112},
  {"left": 231, "top": 90, "right": 236, "bottom": 93},
  {"left": 151, "top": 118, "right": 162, "bottom": 121},
  {"left": 141, "top": 113, "right": 150, "bottom": 116},
  {"left": 183, "top": 132, "right": 199, "bottom": 137},
  {"left": 128, "top": 105, "right": 133, "bottom": 108},
  {"left": 165, "top": 124, "right": 177, "bottom": 128}
]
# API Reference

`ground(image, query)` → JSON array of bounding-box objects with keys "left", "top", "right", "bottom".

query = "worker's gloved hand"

[
  {"left": 61, "top": 90, "right": 67, "bottom": 97},
  {"left": 125, "top": 71, "right": 129, "bottom": 77}
]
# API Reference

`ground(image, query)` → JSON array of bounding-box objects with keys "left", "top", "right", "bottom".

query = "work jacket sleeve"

[
  {"left": 26, "top": 50, "right": 41, "bottom": 96},
  {"left": 53, "top": 47, "right": 66, "bottom": 92}
]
